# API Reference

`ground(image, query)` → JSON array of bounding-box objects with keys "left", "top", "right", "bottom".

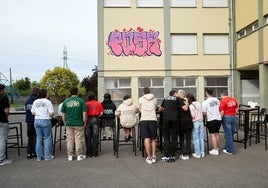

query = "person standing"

[
  {"left": 219, "top": 90, "right": 238, "bottom": 155},
  {"left": 31, "top": 89, "right": 54, "bottom": 161},
  {"left": 186, "top": 93, "right": 205, "bottom": 158},
  {"left": 158, "top": 90, "right": 180, "bottom": 163},
  {"left": 202, "top": 89, "right": 222, "bottom": 156},
  {"left": 115, "top": 95, "right": 138, "bottom": 142},
  {"left": 177, "top": 90, "right": 193, "bottom": 160},
  {"left": 61, "top": 86, "right": 87, "bottom": 161},
  {"left": 85, "top": 92, "right": 103, "bottom": 158},
  {"left": 0, "top": 84, "right": 13, "bottom": 166},
  {"left": 139, "top": 87, "right": 158, "bottom": 164},
  {"left": 25, "top": 87, "right": 39, "bottom": 159},
  {"left": 100, "top": 93, "right": 116, "bottom": 140}
]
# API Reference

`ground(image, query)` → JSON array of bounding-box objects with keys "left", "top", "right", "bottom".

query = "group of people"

[
  {"left": 0, "top": 83, "right": 238, "bottom": 166},
  {"left": 140, "top": 87, "right": 238, "bottom": 164}
]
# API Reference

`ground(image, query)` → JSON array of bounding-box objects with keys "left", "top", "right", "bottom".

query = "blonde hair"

[{"left": 177, "top": 89, "right": 186, "bottom": 98}]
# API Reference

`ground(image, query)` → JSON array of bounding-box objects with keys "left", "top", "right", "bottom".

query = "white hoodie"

[
  {"left": 115, "top": 98, "right": 138, "bottom": 128},
  {"left": 138, "top": 93, "right": 157, "bottom": 121}
]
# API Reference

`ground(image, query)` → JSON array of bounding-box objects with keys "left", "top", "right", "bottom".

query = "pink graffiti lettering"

[{"left": 108, "top": 30, "right": 162, "bottom": 57}]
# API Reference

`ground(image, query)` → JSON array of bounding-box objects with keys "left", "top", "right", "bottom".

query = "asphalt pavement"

[{"left": 1, "top": 114, "right": 268, "bottom": 188}]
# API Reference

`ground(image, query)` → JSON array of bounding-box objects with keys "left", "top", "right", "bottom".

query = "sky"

[{"left": 0, "top": 0, "right": 97, "bottom": 83}]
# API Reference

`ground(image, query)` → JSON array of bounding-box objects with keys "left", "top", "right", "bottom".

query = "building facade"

[
  {"left": 97, "top": 0, "right": 267, "bottom": 108},
  {"left": 234, "top": 0, "right": 268, "bottom": 108}
]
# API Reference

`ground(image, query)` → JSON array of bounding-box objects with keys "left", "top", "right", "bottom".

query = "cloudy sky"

[{"left": 0, "top": 0, "right": 97, "bottom": 82}]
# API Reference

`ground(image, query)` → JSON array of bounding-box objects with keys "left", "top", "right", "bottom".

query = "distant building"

[{"left": 97, "top": 0, "right": 268, "bottom": 108}]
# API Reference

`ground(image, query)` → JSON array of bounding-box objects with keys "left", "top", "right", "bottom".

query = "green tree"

[
  {"left": 81, "top": 66, "right": 98, "bottom": 97},
  {"left": 13, "top": 77, "right": 31, "bottom": 96},
  {"left": 40, "top": 66, "right": 79, "bottom": 102}
]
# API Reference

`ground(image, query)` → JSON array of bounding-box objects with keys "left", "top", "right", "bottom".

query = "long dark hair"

[{"left": 186, "top": 93, "right": 196, "bottom": 104}]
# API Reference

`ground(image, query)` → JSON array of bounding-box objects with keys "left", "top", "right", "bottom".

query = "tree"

[
  {"left": 81, "top": 66, "right": 98, "bottom": 96},
  {"left": 13, "top": 77, "right": 31, "bottom": 96},
  {"left": 40, "top": 66, "right": 79, "bottom": 101}
]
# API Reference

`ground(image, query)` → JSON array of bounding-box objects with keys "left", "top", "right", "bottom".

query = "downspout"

[{"left": 229, "top": 0, "right": 235, "bottom": 97}]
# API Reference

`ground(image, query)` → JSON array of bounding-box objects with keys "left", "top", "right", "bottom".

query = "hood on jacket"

[
  {"left": 142, "top": 93, "right": 155, "bottom": 101},
  {"left": 123, "top": 98, "right": 133, "bottom": 106}
]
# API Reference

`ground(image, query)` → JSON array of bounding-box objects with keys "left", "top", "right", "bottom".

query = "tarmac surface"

[{"left": 1, "top": 114, "right": 268, "bottom": 188}]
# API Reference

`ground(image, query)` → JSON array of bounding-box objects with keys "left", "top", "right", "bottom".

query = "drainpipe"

[{"left": 229, "top": 0, "right": 235, "bottom": 97}]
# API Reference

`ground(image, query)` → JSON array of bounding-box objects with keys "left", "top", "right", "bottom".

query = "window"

[
  {"left": 104, "top": 0, "right": 131, "bottom": 7},
  {"left": 202, "top": 0, "right": 228, "bottom": 7},
  {"left": 136, "top": 0, "right": 163, "bottom": 7},
  {"left": 171, "top": 34, "right": 197, "bottom": 54},
  {"left": 237, "top": 21, "right": 259, "bottom": 39},
  {"left": 172, "top": 77, "right": 197, "bottom": 97},
  {"left": 203, "top": 34, "right": 229, "bottom": 54},
  {"left": 204, "top": 77, "right": 228, "bottom": 98},
  {"left": 105, "top": 78, "right": 131, "bottom": 106},
  {"left": 170, "top": 0, "right": 196, "bottom": 7},
  {"left": 139, "top": 77, "right": 164, "bottom": 105}
]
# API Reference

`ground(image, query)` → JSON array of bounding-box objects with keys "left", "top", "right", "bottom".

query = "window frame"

[
  {"left": 202, "top": 0, "right": 228, "bottom": 7},
  {"left": 170, "top": 0, "right": 196, "bottom": 7},
  {"left": 136, "top": 0, "right": 163, "bottom": 7},
  {"left": 203, "top": 34, "right": 229, "bottom": 55},
  {"left": 204, "top": 77, "right": 228, "bottom": 99},
  {"left": 104, "top": 0, "right": 131, "bottom": 7},
  {"left": 171, "top": 34, "right": 198, "bottom": 55},
  {"left": 172, "top": 77, "right": 198, "bottom": 98}
]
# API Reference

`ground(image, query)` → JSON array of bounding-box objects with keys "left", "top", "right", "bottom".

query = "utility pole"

[
  {"left": 9, "top": 68, "right": 14, "bottom": 104},
  {"left": 63, "top": 45, "right": 68, "bottom": 68}
]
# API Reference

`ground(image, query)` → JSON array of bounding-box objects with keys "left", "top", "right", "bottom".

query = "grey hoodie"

[
  {"left": 138, "top": 93, "right": 157, "bottom": 121},
  {"left": 115, "top": 98, "right": 138, "bottom": 128}
]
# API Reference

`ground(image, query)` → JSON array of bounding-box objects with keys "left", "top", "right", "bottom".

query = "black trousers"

[
  {"left": 27, "top": 122, "right": 36, "bottom": 154},
  {"left": 162, "top": 119, "right": 178, "bottom": 157},
  {"left": 85, "top": 117, "right": 99, "bottom": 157},
  {"left": 179, "top": 128, "right": 192, "bottom": 156}
]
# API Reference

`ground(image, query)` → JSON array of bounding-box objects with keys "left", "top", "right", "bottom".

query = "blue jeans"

[
  {"left": 34, "top": 119, "right": 52, "bottom": 160},
  {"left": 192, "top": 121, "right": 205, "bottom": 156},
  {"left": 0, "top": 122, "right": 9, "bottom": 161},
  {"left": 222, "top": 116, "right": 237, "bottom": 154}
]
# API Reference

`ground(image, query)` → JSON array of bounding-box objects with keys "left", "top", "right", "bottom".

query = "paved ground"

[{"left": 1, "top": 114, "right": 268, "bottom": 188}]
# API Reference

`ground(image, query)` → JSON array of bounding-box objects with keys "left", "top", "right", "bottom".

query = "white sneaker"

[
  {"left": 145, "top": 157, "right": 152, "bottom": 164},
  {"left": 77, "top": 155, "right": 86, "bottom": 161},
  {"left": 151, "top": 156, "right": 157, "bottom": 163},
  {"left": 192, "top": 153, "right": 201, "bottom": 159},
  {"left": 179, "top": 154, "right": 189, "bottom": 160},
  {"left": 0, "top": 159, "right": 13, "bottom": 166},
  {"left": 209, "top": 149, "right": 219, "bottom": 156},
  {"left": 223, "top": 149, "right": 233, "bottom": 155},
  {"left": 201, "top": 153, "right": 205, "bottom": 158},
  {"left": 44, "top": 156, "right": 54, "bottom": 161},
  {"left": 161, "top": 156, "right": 169, "bottom": 161},
  {"left": 68, "top": 155, "right": 73, "bottom": 161}
]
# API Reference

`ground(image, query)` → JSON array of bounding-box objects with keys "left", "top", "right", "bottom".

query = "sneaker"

[
  {"left": 151, "top": 156, "right": 157, "bottom": 163},
  {"left": 27, "top": 154, "right": 32, "bottom": 159},
  {"left": 102, "top": 136, "right": 106, "bottom": 140},
  {"left": 0, "top": 159, "right": 13, "bottom": 166},
  {"left": 45, "top": 156, "right": 54, "bottom": 161},
  {"left": 179, "top": 154, "right": 189, "bottom": 160},
  {"left": 192, "top": 153, "right": 201, "bottom": 159},
  {"left": 145, "top": 157, "right": 152, "bottom": 164},
  {"left": 161, "top": 156, "right": 169, "bottom": 161},
  {"left": 201, "top": 153, "right": 205, "bottom": 158},
  {"left": 68, "top": 155, "right": 73, "bottom": 161},
  {"left": 77, "top": 155, "right": 86, "bottom": 161},
  {"left": 223, "top": 149, "right": 233, "bottom": 155},
  {"left": 209, "top": 149, "right": 219, "bottom": 156}
]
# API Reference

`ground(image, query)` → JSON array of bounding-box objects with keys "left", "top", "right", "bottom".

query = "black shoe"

[
  {"left": 108, "top": 136, "right": 112, "bottom": 140},
  {"left": 125, "top": 136, "right": 128, "bottom": 142},
  {"left": 102, "top": 136, "right": 106, "bottom": 140},
  {"left": 31, "top": 153, "right": 37, "bottom": 158},
  {"left": 27, "top": 154, "right": 32, "bottom": 159},
  {"left": 128, "top": 135, "right": 132, "bottom": 140}
]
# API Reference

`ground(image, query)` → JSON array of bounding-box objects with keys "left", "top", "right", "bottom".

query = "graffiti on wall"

[{"left": 107, "top": 27, "right": 162, "bottom": 57}]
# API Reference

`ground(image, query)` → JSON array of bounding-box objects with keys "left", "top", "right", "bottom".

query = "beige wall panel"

[
  {"left": 264, "top": 27, "right": 268, "bottom": 63},
  {"left": 103, "top": 70, "right": 165, "bottom": 77},
  {"left": 171, "top": 55, "right": 230, "bottom": 70},
  {"left": 236, "top": 32, "right": 259, "bottom": 68},
  {"left": 264, "top": 0, "right": 268, "bottom": 15},
  {"left": 103, "top": 8, "right": 165, "bottom": 72},
  {"left": 235, "top": 0, "right": 258, "bottom": 31},
  {"left": 171, "top": 70, "right": 230, "bottom": 77},
  {"left": 170, "top": 8, "right": 229, "bottom": 33}
]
